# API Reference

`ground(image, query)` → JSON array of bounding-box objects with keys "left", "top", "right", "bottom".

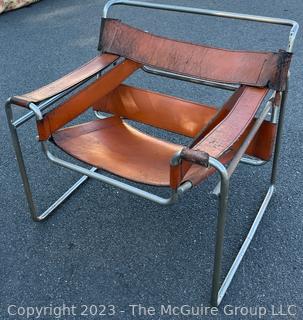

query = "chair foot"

[
  {"left": 211, "top": 184, "right": 275, "bottom": 306},
  {"left": 30, "top": 167, "right": 97, "bottom": 222}
]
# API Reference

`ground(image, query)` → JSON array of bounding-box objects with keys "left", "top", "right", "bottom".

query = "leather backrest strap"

[
  {"left": 98, "top": 18, "right": 291, "bottom": 91},
  {"left": 13, "top": 54, "right": 119, "bottom": 106}
]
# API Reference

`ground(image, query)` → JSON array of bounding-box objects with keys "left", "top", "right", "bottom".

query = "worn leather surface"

[
  {"left": 35, "top": 19, "right": 284, "bottom": 188},
  {"left": 94, "top": 84, "right": 218, "bottom": 137},
  {"left": 53, "top": 117, "right": 182, "bottom": 186},
  {"left": 180, "top": 148, "right": 209, "bottom": 167},
  {"left": 49, "top": 76, "right": 272, "bottom": 188},
  {"left": 192, "top": 85, "right": 276, "bottom": 161},
  {"left": 191, "top": 87, "right": 268, "bottom": 156},
  {"left": 179, "top": 87, "right": 269, "bottom": 186},
  {"left": 170, "top": 150, "right": 234, "bottom": 189},
  {"left": 99, "top": 19, "right": 291, "bottom": 91},
  {"left": 52, "top": 85, "right": 272, "bottom": 188},
  {"left": 191, "top": 86, "right": 246, "bottom": 145},
  {"left": 13, "top": 54, "right": 118, "bottom": 105},
  {"left": 37, "top": 60, "right": 140, "bottom": 140},
  {"left": 245, "top": 120, "right": 277, "bottom": 160}
]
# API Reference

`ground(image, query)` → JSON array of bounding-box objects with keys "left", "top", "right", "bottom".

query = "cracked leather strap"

[
  {"left": 170, "top": 86, "right": 269, "bottom": 188},
  {"left": 180, "top": 148, "right": 209, "bottom": 167},
  {"left": 181, "top": 86, "right": 269, "bottom": 186},
  {"left": 12, "top": 54, "right": 119, "bottom": 107},
  {"left": 99, "top": 18, "right": 291, "bottom": 91}
]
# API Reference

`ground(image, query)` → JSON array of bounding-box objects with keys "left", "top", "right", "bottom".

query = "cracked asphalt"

[{"left": 0, "top": 0, "right": 302, "bottom": 319}]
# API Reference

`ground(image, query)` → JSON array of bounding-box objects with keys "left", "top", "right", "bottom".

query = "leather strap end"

[
  {"left": 10, "top": 96, "right": 30, "bottom": 108},
  {"left": 180, "top": 147, "right": 209, "bottom": 167}
]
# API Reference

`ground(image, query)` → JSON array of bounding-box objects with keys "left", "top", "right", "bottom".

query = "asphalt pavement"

[{"left": 0, "top": 0, "right": 302, "bottom": 319}]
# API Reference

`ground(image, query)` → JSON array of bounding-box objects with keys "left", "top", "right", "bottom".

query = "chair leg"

[
  {"left": 208, "top": 158, "right": 230, "bottom": 306},
  {"left": 270, "top": 86, "right": 288, "bottom": 187},
  {"left": 5, "top": 100, "right": 96, "bottom": 222},
  {"left": 210, "top": 86, "right": 288, "bottom": 306},
  {"left": 212, "top": 184, "right": 275, "bottom": 306}
]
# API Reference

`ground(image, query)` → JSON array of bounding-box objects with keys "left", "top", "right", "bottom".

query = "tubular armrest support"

[{"left": 10, "top": 54, "right": 119, "bottom": 108}]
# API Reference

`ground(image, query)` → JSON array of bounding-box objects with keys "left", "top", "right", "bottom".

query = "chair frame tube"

[
  {"left": 5, "top": 98, "right": 100, "bottom": 221},
  {"left": 5, "top": 0, "right": 297, "bottom": 306},
  {"left": 103, "top": 0, "right": 298, "bottom": 51}
]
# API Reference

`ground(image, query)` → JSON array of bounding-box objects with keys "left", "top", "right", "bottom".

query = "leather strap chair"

[{"left": 5, "top": 0, "right": 298, "bottom": 306}]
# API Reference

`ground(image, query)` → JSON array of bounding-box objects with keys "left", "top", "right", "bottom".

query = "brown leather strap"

[
  {"left": 170, "top": 149, "right": 234, "bottom": 189},
  {"left": 93, "top": 84, "right": 218, "bottom": 137},
  {"left": 245, "top": 120, "right": 276, "bottom": 160},
  {"left": 13, "top": 54, "right": 119, "bottom": 106},
  {"left": 192, "top": 87, "right": 268, "bottom": 157},
  {"left": 171, "top": 86, "right": 269, "bottom": 187},
  {"left": 52, "top": 117, "right": 182, "bottom": 186},
  {"left": 99, "top": 19, "right": 291, "bottom": 91},
  {"left": 180, "top": 148, "right": 209, "bottom": 167},
  {"left": 37, "top": 59, "right": 140, "bottom": 140},
  {"left": 190, "top": 86, "right": 246, "bottom": 145}
]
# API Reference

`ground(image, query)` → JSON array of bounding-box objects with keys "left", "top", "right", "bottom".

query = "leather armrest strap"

[
  {"left": 170, "top": 86, "right": 269, "bottom": 188},
  {"left": 11, "top": 54, "right": 119, "bottom": 107},
  {"left": 37, "top": 59, "right": 140, "bottom": 140}
]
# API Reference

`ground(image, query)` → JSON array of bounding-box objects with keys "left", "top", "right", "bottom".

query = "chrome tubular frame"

[
  {"left": 5, "top": 98, "right": 99, "bottom": 222},
  {"left": 142, "top": 66, "right": 239, "bottom": 91},
  {"left": 104, "top": 0, "right": 297, "bottom": 167},
  {"left": 5, "top": 0, "right": 297, "bottom": 307},
  {"left": 101, "top": 0, "right": 297, "bottom": 306},
  {"left": 103, "top": 0, "right": 298, "bottom": 51},
  {"left": 4, "top": 71, "right": 109, "bottom": 221},
  {"left": 41, "top": 140, "right": 192, "bottom": 206}
]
